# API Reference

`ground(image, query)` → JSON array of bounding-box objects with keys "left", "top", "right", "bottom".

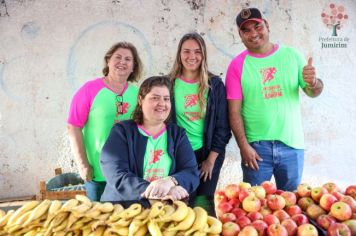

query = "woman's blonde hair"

[
  {"left": 168, "top": 32, "right": 210, "bottom": 117},
  {"left": 102, "top": 42, "right": 143, "bottom": 82}
]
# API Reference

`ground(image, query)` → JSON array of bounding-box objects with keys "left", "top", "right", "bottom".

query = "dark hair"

[
  {"left": 102, "top": 42, "right": 143, "bottom": 82},
  {"left": 132, "top": 76, "right": 172, "bottom": 125}
]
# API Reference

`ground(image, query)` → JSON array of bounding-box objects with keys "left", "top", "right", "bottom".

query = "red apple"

[
  {"left": 252, "top": 186, "right": 267, "bottom": 200},
  {"left": 229, "top": 198, "right": 241, "bottom": 209},
  {"left": 281, "top": 219, "right": 298, "bottom": 236},
  {"left": 273, "top": 210, "right": 290, "bottom": 222},
  {"left": 267, "top": 194, "right": 286, "bottom": 211},
  {"left": 222, "top": 221, "right": 241, "bottom": 236},
  {"left": 243, "top": 195, "right": 262, "bottom": 213},
  {"left": 291, "top": 214, "right": 309, "bottom": 226},
  {"left": 275, "top": 190, "right": 284, "bottom": 195},
  {"left": 327, "top": 222, "right": 351, "bottom": 236},
  {"left": 231, "top": 207, "right": 247, "bottom": 219},
  {"left": 343, "top": 219, "right": 356, "bottom": 236},
  {"left": 316, "top": 214, "right": 337, "bottom": 230},
  {"left": 220, "top": 212, "right": 237, "bottom": 224},
  {"left": 323, "top": 182, "right": 340, "bottom": 193},
  {"left": 332, "top": 191, "right": 345, "bottom": 201},
  {"left": 340, "top": 195, "right": 356, "bottom": 213},
  {"left": 297, "top": 183, "right": 312, "bottom": 198},
  {"left": 239, "top": 181, "right": 252, "bottom": 190},
  {"left": 330, "top": 201, "right": 352, "bottom": 221},
  {"left": 345, "top": 185, "right": 356, "bottom": 199},
  {"left": 263, "top": 214, "right": 280, "bottom": 226},
  {"left": 261, "top": 181, "right": 277, "bottom": 195},
  {"left": 247, "top": 211, "right": 264, "bottom": 222},
  {"left": 236, "top": 215, "right": 251, "bottom": 228},
  {"left": 319, "top": 193, "right": 338, "bottom": 211},
  {"left": 251, "top": 220, "right": 268, "bottom": 236},
  {"left": 297, "top": 223, "right": 318, "bottom": 236},
  {"left": 285, "top": 205, "right": 302, "bottom": 217},
  {"left": 225, "top": 184, "right": 240, "bottom": 200},
  {"left": 259, "top": 206, "right": 272, "bottom": 216},
  {"left": 267, "top": 223, "right": 288, "bottom": 236},
  {"left": 310, "top": 186, "right": 328, "bottom": 202},
  {"left": 239, "top": 188, "right": 255, "bottom": 203},
  {"left": 305, "top": 204, "right": 326, "bottom": 220},
  {"left": 218, "top": 201, "right": 233, "bottom": 213},
  {"left": 280, "top": 191, "right": 297, "bottom": 207},
  {"left": 297, "top": 197, "right": 314, "bottom": 211},
  {"left": 238, "top": 225, "right": 258, "bottom": 236},
  {"left": 215, "top": 190, "right": 228, "bottom": 205}
]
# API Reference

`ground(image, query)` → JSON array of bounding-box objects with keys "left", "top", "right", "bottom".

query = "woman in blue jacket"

[
  {"left": 100, "top": 76, "right": 200, "bottom": 201},
  {"left": 169, "top": 32, "right": 231, "bottom": 201}
]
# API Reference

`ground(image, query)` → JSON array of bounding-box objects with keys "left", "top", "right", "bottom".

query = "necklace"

[{"left": 116, "top": 94, "right": 124, "bottom": 116}]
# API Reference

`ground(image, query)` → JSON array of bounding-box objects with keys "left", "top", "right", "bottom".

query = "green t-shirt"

[
  {"left": 138, "top": 126, "right": 172, "bottom": 182},
  {"left": 82, "top": 83, "right": 138, "bottom": 181},
  {"left": 240, "top": 46, "right": 306, "bottom": 149},
  {"left": 174, "top": 78, "right": 206, "bottom": 150}
]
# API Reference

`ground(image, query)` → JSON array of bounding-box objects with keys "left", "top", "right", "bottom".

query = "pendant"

[{"left": 116, "top": 102, "right": 123, "bottom": 116}]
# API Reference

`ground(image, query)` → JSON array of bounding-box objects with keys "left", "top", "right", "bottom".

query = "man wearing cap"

[{"left": 225, "top": 8, "right": 324, "bottom": 191}]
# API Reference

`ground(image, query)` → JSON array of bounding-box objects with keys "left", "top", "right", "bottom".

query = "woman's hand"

[
  {"left": 141, "top": 177, "right": 175, "bottom": 199},
  {"left": 164, "top": 186, "right": 189, "bottom": 201},
  {"left": 78, "top": 163, "right": 92, "bottom": 182},
  {"left": 200, "top": 151, "right": 218, "bottom": 182}
]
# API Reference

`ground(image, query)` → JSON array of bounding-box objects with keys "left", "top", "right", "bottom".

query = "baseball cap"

[{"left": 236, "top": 8, "right": 264, "bottom": 28}]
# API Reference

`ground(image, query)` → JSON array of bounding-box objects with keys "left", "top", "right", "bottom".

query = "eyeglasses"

[{"left": 116, "top": 95, "right": 123, "bottom": 115}]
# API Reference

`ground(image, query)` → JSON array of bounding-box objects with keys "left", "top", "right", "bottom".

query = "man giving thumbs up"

[{"left": 226, "top": 7, "right": 324, "bottom": 191}]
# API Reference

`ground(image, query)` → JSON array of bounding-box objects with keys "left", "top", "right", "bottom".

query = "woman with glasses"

[
  {"left": 67, "top": 42, "right": 143, "bottom": 201},
  {"left": 100, "top": 76, "right": 199, "bottom": 201},
  {"left": 168, "top": 33, "right": 231, "bottom": 207}
]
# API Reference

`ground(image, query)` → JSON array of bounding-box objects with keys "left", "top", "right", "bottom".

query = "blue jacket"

[
  {"left": 171, "top": 76, "right": 231, "bottom": 157},
  {"left": 100, "top": 120, "right": 200, "bottom": 201}
]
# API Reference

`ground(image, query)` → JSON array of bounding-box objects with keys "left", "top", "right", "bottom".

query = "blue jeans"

[
  {"left": 242, "top": 141, "right": 304, "bottom": 191},
  {"left": 85, "top": 180, "right": 106, "bottom": 201}
]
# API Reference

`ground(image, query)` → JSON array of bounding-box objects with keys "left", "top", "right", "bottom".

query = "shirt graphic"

[
  {"left": 184, "top": 94, "right": 199, "bottom": 108},
  {"left": 261, "top": 67, "right": 277, "bottom": 84},
  {"left": 116, "top": 102, "right": 129, "bottom": 116},
  {"left": 149, "top": 149, "right": 163, "bottom": 164}
]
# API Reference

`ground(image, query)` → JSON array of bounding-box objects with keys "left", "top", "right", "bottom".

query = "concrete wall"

[{"left": 0, "top": 0, "right": 355, "bottom": 198}]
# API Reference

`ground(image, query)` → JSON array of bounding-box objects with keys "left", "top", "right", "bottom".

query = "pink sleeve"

[
  {"left": 225, "top": 51, "right": 248, "bottom": 100},
  {"left": 67, "top": 78, "right": 104, "bottom": 128}
]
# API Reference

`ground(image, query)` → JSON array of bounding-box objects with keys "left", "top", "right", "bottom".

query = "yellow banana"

[
  {"left": 168, "top": 207, "right": 195, "bottom": 231},
  {"left": 156, "top": 205, "right": 175, "bottom": 222},
  {"left": 93, "top": 212, "right": 110, "bottom": 221},
  {"left": 7, "top": 201, "right": 39, "bottom": 225},
  {"left": 128, "top": 219, "right": 143, "bottom": 236},
  {"left": 85, "top": 208, "right": 101, "bottom": 219},
  {"left": 165, "top": 201, "right": 189, "bottom": 222},
  {"left": 65, "top": 212, "right": 80, "bottom": 230},
  {"left": 0, "top": 209, "right": 5, "bottom": 218},
  {"left": 110, "top": 217, "right": 132, "bottom": 227},
  {"left": 135, "top": 224, "right": 148, "bottom": 236},
  {"left": 82, "top": 226, "right": 92, "bottom": 236},
  {"left": 193, "top": 229, "right": 207, "bottom": 236},
  {"left": 204, "top": 216, "right": 222, "bottom": 234},
  {"left": 134, "top": 208, "right": 150, "bottom": 220},
  {"left": 71, "top": 203, "right": 92, "bottom": 217},
  {"left": 95, "top": 202, "right": 114, "bottom": 213},
  {"left": 5, "top": 224, "right": 21, "bottom": 234},
  {"left": 50, "top": 211, "right": 69, "bottom": 228},
  {"left": 148, "top": 220, "right": 162, "bottom": 236},
  {"left": 184, "top": 207, "right": 208, "bottom": 236},
  {"left": 43, "top": 200, "right": 62, "bottom": 228},
  {"left": 108, "top": 203, "right": 124, "bottom": 222},
  {"left": 23, "top": 228, "right": 39, "bottom": 236},
  {"left": 61, "top": 199, "right": 79, "bottom": 212},
  {"left": 0, "top": 209, "right": 14, "bottom": 227},
  {"left": 118, "top": 203, "right": 142, "bottom": 219},
  {"left": 52, "top": 217, "right": 68, "bottom": 232},
  {"left": 13, "top": 210, "right": 31, "bottom": 226},
  {"left": 75, "top": 194, "right": 92, "bottom": 207},
  {"left": 89, "top": 225, "right": 105, "bottom": 236},
  {"left": 54, "top": 232, "right": 66, "bottom": 236},
  {"left": 148, "top": 201, "right": 165, "bottom": 219},
  {"left": 23, "top": 199, "right": 51, "bottom": 227},
  {"left": 108, "top": 225, "right": 129, "bottom": 235},
  {"left": 163, "top": 230, "right": 178, "bottom": 236},
  {"left": 70, "top": 217, "right": 91, "bottom": 231}
]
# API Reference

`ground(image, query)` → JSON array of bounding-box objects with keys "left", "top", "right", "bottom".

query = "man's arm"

[
  {"left": 302, "top": 57, "right": 324, "bottom": 98},
  {"left": 228, "top": 100, "right": 262, "bottom": 170},
  {"left": 67, "top": 124, "right": 92, "bottom": 181}
]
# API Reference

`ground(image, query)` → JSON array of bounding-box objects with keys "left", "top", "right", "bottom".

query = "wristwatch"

[{"left": 169, "top": 176, "right": 179, "bottom": 186}]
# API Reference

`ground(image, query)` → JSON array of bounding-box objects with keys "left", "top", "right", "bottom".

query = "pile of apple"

[
  {"left": 296, "top": 182, "right": 355, "bottom": 236},
  {"left": 214, "top": 181, "right": 356, "bottom": 236}
]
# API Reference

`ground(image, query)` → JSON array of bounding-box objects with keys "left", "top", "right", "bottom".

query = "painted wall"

[{"left": 0, "top": 0, "right": 355, "bottom": 198}]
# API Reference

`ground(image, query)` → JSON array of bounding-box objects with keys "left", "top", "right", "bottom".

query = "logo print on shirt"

[
  {"left": 184, "top": 94, "right": 198, "bottom": 108},
  {"left": 260, "top": 67, "right": 277, "bottom": 84},
  {"left": 149, "top": 150, "right": 163, "bottom": 164},
  {"left": 116, "top": 102, "right": 129, "bottom": 117}
]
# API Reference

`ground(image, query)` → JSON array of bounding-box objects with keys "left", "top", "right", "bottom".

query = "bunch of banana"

[{"left": 0, "top": 195, "right": 222, "bottom": 236}]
